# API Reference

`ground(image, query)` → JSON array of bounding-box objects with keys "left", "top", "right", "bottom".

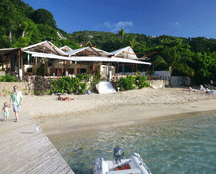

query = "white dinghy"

[{"left": 93, "top": 146, "right": 152, "bottom": 174}]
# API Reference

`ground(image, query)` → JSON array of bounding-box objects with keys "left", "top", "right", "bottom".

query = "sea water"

[{"left": 48, "top": 113, "right": 216, "bottom": 174}]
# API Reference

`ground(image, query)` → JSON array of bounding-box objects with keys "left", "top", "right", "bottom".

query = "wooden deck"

[{"left": 0, "top": 111, "right": 74, "bottom": 174}]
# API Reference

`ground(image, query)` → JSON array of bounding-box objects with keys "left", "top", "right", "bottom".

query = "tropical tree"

[
  {"left": 154, "top": 47, "right": 194, "bottom": 85},
  {"left": 190, "top": 51, "right": 216, "bottom": 84},
  {"left": 118, "top": 28, "right": 126, "bottom": 40},
  {"left": 21, "top": 22, "right": 29, "bottom": 37},
  {"left": 31, "top": 9, "right": 57, "bottom": 28}
]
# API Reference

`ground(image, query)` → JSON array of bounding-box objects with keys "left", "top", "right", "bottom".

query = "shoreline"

[
  {"left": 36, "top": 99, "right": 216, "bottom": 136},
  {"left": 2, "top": 87, "right": 216, "bottom": 136}
]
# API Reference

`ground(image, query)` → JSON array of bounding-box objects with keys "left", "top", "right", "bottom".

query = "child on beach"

[{"left": 2, "top": 102, "right": 10, "bottom": 122}]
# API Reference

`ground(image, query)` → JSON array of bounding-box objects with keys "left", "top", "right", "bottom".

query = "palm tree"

[
  {"left": 129, "top": 38, "right": 139, "bottom": 49},
  {"left": 154, "top": 47, "right": 194, "bottom": 85},
  {"left": 118, "top": 28, "right": 126, "bottom": 40}
]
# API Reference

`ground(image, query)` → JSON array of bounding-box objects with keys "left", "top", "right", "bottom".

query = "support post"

[
  {"left": 20, "top": 50, "right": 23, "bottom": 81},
  {"left": 117, "top": 62, "right": 119, "bottom": 75},
  {"left": 28, "top": 54, "right": 30, "bottom": 65},
  {"left": 18, "top": 51, "right": 20, "bottom": 76},
  {"left": 152, "top": 62, "right": 154, "bottom": 75},
  {"left": 52, "top": 60, "right": 55, "bottom": 76},
  {"left": 65, "top": 60, "right": 68, "bottom": 76},
  {"left": 18, "top": 50, "right": 23, "bottom": 81},
  {"left": 32, "top": 57, "right": 34, "bottom": 75},
  {"left": 109, "top": 70, "right": 112, "bottom": 82},
  {"left": 74, "top": 61, "right": 77, "bottom": 75},
  {"left": 57, "top": 60, "right": 59, "bottom": 79},
  {"left": 135, "top": 64, "right": 138, "bottom": 75}
]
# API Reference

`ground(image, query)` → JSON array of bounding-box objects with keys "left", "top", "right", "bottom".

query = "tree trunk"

[
  {"left": 169, "top": 75, "right": 172, "bottom": 86},
  {"left": 22, "top": 30, "right": 25, "bottom": 37},
  {"left": 9, "top": 28, "right": 12, "bottom": 42}
]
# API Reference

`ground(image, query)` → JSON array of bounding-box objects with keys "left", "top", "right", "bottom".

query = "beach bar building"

[
  {"left": 22, "top": 41, "right": 151, "bottom": 79},
  {"left": 0, "top": 40, "right": 151, "bottom": 82}
]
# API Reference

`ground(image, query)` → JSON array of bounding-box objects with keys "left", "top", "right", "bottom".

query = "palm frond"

[{"left": 154, "top": 55, "right": 167, "bottom": 67}]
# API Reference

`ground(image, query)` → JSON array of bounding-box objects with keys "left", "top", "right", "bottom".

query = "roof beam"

[{"left": 90, "top": 47, "right": 102, "bottom": 56}]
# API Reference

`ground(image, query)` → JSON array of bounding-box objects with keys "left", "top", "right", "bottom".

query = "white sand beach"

[{"left": 1, "top": 87, "right": 216, "bottom": 135}]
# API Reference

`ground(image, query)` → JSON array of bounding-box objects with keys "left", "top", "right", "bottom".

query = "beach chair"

[
  {"left": 206, "top": 88, "right": 215, "bottom": 94},
  {"left": 189, "top": 87, "right": 196, "bottom": 92},
  {"left": 200, "top": 85, "right": 206, "bottom": 91}
]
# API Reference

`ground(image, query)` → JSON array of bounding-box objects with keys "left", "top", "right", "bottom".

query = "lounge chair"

[
  {"left": 206, "top": 88, "right": 215, "bottom": 94},
  {"left": 189, "top": 87, "right": 196, "bottom": 92},
  {"left": 200, "top": 85, "right": 206, "bottom": 91}
]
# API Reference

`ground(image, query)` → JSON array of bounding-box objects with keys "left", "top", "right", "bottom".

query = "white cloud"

[
  {"left": 95, "top": 21, "right": 134, "bottom": 33},
  {"left": 170, "top": 21, "right": 180, "bottom": 26}
]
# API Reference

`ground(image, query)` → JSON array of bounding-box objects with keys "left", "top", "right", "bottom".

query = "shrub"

[
  {"left": 51, "top": 75, "right": 89, "bottom": 95},
  {"left": 117, "top": 75, "right": 149, "bottom": 91},
  {"left": 45, "top": 89, "right": 51, "bottom": 95},
  {"left": 84, "top": 74, "right": 92, "bottom": 81},
  {"left": 78, "top": 82, "right": 88, "bottom": 94},
  {"left": 0, "top": 74, "right": 20, "bottom": 82},
  {"left": 135, "top": 75, "right": 149, "bottom": 89},
  {"left": 76, "top": 74, "right": 83, "bottom": 81},
  {"left": 117, "top": 75, "right": 136, "bottom": 91},
  {"left": 92, "top": 73, "right": 101, "bottom": 91},
  {"left": 137, "top": 70, "right": 141, "bottom": 76}
]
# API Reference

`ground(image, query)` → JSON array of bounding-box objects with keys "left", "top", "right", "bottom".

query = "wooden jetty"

[{"left": 0, "top": 111, "right": 74, "bottom": 174}]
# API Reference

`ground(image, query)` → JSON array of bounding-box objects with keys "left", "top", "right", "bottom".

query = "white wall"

[{"left": 140, "top": 70, "right": 171, "bottom": 77}]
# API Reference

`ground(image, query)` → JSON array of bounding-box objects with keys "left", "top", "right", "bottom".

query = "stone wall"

[
  {"left": 0, "top": 82, "right": 28, "bottom": 96},
  {"left": 171, "top": 76, "right": 191, "bottom": 86}
]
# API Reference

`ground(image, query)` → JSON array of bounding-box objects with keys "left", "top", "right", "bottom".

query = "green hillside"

[
  {"left": 1, "top": 0, "right": 216, "bottom": 84},
  {"left": 0, "top": 0, "right": 79, "bottom": 49}
]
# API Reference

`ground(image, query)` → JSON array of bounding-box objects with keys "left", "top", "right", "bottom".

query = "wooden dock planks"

[{"left": 0, "top": 111, "right": 74, "bottom": 174}]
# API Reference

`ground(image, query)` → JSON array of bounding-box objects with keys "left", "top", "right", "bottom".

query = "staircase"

[
  {"left": 150, "top": 80, "right": 168, "bottom": 89},
  {"left": 96, "top": 81, "right": 117, "bottom": 94}
]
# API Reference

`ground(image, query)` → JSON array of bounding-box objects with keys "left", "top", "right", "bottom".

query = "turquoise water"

[{"left": 48, "top": 113, "right": 216, "bottom": 174}]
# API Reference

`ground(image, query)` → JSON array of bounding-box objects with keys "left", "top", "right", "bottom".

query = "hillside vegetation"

[{"left": 1, "top": 0, "right": 216, "bottom": 84}]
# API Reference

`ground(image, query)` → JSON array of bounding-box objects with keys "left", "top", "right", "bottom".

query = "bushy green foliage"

[
  {"left": 117, "top": 75, "right": 149, "bottom": 91},
  {"left": 31, "top": 9, "right": 56, "bottom": 28},
  {"left": 1, "top": 0, "right": 216, "bottom": 86},
  {"left": 135, "top": 75, "right": 150, "bottom": 88},
  {"left": 0, "top": 0, "right": 77, "bottom": 48},
  {"left": 117, "top": 75, "right": 136, "bottom": 91},
  {"left": 0, "top": 74, "right": 20, "bottom": 82},
  {"left": 84, "top": 74, "right": 92, "bottom": 80},
  {"left": 76, "top": 74, "right": 83, "bottom": 81},
  {"left": 92, "top": 71, "right": 101, "bottom": 89},
  {"left": 78, "top": 82, "right": 88, "bottom": 94},
  {"left": 51, "top": 76, "right": 89, "bottom": 95},
  {"left": 93, "top": 76, "right": 100, "bottom": 87},
  {"left": 45, "top": 89, "right": 50, "bottom": 95}
]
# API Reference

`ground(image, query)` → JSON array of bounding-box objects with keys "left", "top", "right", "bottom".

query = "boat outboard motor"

[{"left": 113, "top": 146, "right": 124, "bottom": 163}]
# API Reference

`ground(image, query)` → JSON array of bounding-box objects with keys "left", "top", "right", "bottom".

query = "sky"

[{"left": 22, "top": 0, "right": 216, "bottom": 39}]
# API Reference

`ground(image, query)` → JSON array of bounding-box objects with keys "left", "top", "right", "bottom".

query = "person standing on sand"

[
  {"left": 2, "top": 102, "right": 10, "bottom": 122},
  {"left": 10, "top": 86, "right": 23, "bottom": 122}
]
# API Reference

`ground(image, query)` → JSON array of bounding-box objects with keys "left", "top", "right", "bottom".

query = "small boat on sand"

[{"left": 93, "top": 146, "right": 152, "bottom": 174}]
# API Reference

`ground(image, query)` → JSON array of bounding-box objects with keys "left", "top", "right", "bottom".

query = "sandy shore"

[{"left": 1, "top": 87, "right": 216, "bottom": 134}]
